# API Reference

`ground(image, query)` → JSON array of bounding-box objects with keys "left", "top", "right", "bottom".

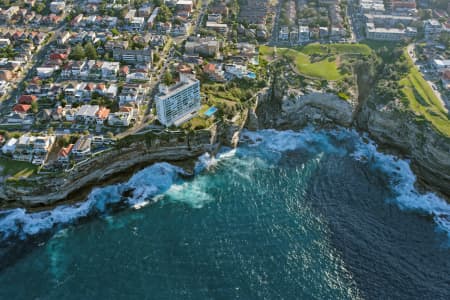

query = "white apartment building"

[
  {"left": 155, "top": 73, "right": 201, "bottom": 126},
  {"left": 366, "top": 22, "right": 417, "bottom": 41}
]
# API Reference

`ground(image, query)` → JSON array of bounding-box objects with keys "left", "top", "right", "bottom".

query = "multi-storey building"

[
  {"left": 155, "top": 73, "right": 201, "bottom": 126},
  {"left": 113, "top": 48, "right": 152, "bottom": 64},
  {"left": 366, "top": 22, "right": 417, "bottom": 40}
]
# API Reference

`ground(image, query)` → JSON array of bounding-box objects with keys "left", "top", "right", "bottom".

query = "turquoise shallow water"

[{"left": 0, "top": 128, "right": 449, "bottom": 299}]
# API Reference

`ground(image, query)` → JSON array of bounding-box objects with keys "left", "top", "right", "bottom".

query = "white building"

[
  {"left": 155, "top": 73, "right": 201, "bottom": 126},
  {"left": 299, "top": 26, "right": 310, "bottom": 42},
  {"left": 50, "top": 1, "right": 66, "bottom": 14},
  {"left": 279, "top": 26, "right": 289, "bottom": 40},
  {"left": 366, "top": 22, "right": 417, "bottom": 41},
  {"left": 2, "top": 138, "right": 17, "bottom": 154},
  {"left": 424, "top": 19, "right": 442, "bottom": 36}
]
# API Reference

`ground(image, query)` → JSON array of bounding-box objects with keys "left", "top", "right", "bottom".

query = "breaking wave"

[
  {"left": 243, "top": 128, "right": 450, "bottom": 241},
  {"left": 0, "top": 163, "right": 185, "bottom": 240},
  {"left": 0, "top": 128, "right": 449, "bottom": 243}
]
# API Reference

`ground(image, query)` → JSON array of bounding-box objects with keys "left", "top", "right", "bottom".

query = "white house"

[{"left": 2, "top": 138, "right": 17, "bottom": 154}]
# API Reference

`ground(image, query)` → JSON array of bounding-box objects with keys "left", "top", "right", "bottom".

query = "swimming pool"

[
  {"left": 247, "top": 72, "right": 256, "bottom": 79},
  {"left": 204, "top": 106, "right": 218, "bottom": 117}
]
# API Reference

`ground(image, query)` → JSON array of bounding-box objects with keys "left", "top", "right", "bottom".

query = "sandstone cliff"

[
  {"left": 357, "top": 96, "right": 450, "bottom": 198},
  {"left": 248, "top": 72, "right": 450, "bottom": 198},
  {"left": 0, "top": 129, "right": 217, "bottom": 207}
]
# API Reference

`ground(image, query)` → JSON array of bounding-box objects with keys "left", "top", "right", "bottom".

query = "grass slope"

[
  {"left": 400, "top": 51, "right": 450, "bottom": 137},
  {"left": 260, "top": 44, "right": 371, "bottom": 81},
  {"left": 0, "top": 158, "right": 38, "bottom": 180}
]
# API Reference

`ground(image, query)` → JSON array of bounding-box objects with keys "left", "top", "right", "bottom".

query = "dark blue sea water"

[{"left": 0, "top": 128, "right": 449, "bottom": 300}]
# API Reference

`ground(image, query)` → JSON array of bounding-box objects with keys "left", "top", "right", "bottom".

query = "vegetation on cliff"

[
  {"left": 400, "top": 51, "right": 449, "bottom": 137},
  {"left": 362, "top": 44, "right": 449, "bottom": 138},
  {"left": 259, "top": 43, "right": 372, "bottom": 81}
]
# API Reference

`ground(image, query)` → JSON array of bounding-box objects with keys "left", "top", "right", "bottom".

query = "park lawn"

[
  {"left": 0, "top": 158, "right": 38, "bottom": 180},
  {"left": 400, "top": 51, "right": 450, "bottom": 137},
  {"left": 300, "top": 43, "right": 372, "bottom": 55},
  {"left": 260, "top": 45, "right": 343, "bottom": 80}
]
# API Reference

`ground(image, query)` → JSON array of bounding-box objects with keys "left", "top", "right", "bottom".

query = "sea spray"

[
  {"left": 0, "top": 163, "right": 185, "bottom": 241},
  {"left": 0, "top": 128, "right": 448, "bottom": 243}
]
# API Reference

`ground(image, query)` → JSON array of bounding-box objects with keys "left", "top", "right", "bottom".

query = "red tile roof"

[
  {"left": 58, "top": 144, "right": 74, "bottom": 158},
  {"left": 18, "top": 95, "right": 37, "bottom": 104},
  {"left": 204, "top": 63, "right": 215, "bottom": 73},
  {"left": 96, "top": 107, "right": 110, "bottom": 120},
  {"left": 119, "top": 106, "right": 133, "bottom": 113},
  {"left": 13, "top": 104, "right": 31, "bottom": 113}
]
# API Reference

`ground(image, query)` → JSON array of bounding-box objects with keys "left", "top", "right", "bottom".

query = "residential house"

[
  {"left": 72, "top": 136, "right": 92, "bottom": 157},
  {"left": 58, "top": 144, "right": 74, "bottom": 164},
  {"left": 2, "top": 138, "right": 17, "bottom": 154},
  {"left": 113, "top": 48, "right": 152, "bottom": 64},
  {"left": 101, "top": 61, "right": 120, "bottom": 79},
  {"left": 75, "top": 104, "right": 99, "bottom": 123},
  {"left": 108, "top": 106, "right": 135, "bottom": 126},
  {"left": 95, "top": 106, "right": 110, "bottom": 124}
]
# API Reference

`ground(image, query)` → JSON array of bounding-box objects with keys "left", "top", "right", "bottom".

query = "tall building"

[{"left": 155, "top": 73, "right": 201, "bottom": 126}]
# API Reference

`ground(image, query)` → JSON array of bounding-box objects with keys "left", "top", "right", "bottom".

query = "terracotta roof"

[
  {"left": 18, "top": 95, "right": 37, "bottom": 104},
  {"left": 120, "top": 65, "right": 129, "bottom": 73},
  {"left": 49, "top": 53, "right": 68, "bottom": 60},
  {"left": 119, "top": 106, "right": 133, "bottom": 113},
  {"left": 96, "top": 107, "right": 110, "bottom": 119},
  {"left": 13, "top": 104, "right": 31, "bottom": 113},
  {"left": 178, "top": 64, "right": 192, "bottom": 73},
  {"left": 58, "top": 144, "right": 74, "bottom": 158},
  {"left": 96, "top": 83, "right": 106, "bottom": 90},
  {"left": 204, "top": 63, "right": 215, "bottom": 73},
  {"left": 85, "top": 82, "right": 95, "bottom": 91}
]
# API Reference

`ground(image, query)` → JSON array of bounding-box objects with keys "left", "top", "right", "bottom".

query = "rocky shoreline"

[
  {"left": 0, "top": 70, "right": 449, "bottom": 209},
  {"left": 248, "top": 72, "right": 450, "bottom": 200}
]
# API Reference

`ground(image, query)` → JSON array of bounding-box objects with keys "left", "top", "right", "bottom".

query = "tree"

[
  {"left": 163, "top": 71, "right": 174, "bottom": 86},
  {"left": 58, "top": 135, "right": 71, "bottom": 147},
  {"left": 31, "top": 101, "right": 38, "bottom": 113},
  {"left": 111, "top": 28, "right": 120, "bottom": 36},
  {"left": 84, "top": 42, "right": 97, "bottom": 60},
  {"left": 153, "top": 53, "right": 160, "bottom": 63},
  {"left": 70, "top": 43, "right": 85, "bottom": 60}
]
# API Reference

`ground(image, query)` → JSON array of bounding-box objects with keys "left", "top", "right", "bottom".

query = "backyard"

[{"left": 0, "top": 158, "right": 38, "bottom": 180}]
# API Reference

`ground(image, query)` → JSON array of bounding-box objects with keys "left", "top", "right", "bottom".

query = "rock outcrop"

[
  {"left": 357, "top": 97, "right": 450, "bottom": 197},
  {"left": 249, "top": 73, "right": 450, "bottom": 199},
  {"left": 0, "top": 129, "right": 217, "bottom": 207}
]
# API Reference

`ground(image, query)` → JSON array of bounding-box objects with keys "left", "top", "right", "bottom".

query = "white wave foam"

[
  {"left": 1, "top": 128, "right": 448, "bottom": 243},
  {"left": 351, "top": 138, "right": 450, "bottom": 240},
  {"left": 164, "top": 180, "right": 214, "bottom": 209},
  {"left": 194, "top": 148, "right": 237, "bottom": 174},
  {"left": 0, "top": 163, "right": 184, "bottom": 240},
  {"left": 245, "top": 128, "right": 450, "bottom": 241}
]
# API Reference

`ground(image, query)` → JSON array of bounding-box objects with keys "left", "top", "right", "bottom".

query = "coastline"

[{"left": 0, "top": 76, "right": 449, "bottom": 209}]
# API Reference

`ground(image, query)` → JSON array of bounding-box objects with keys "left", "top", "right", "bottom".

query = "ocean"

[{"left": 0, "top": 128, "right": 449, "bottom": 299}]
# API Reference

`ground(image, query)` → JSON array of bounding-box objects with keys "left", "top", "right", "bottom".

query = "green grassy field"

[
  {"left": 260, "top": 44, "right": 371, "bottom": 81},
  {"left": 400, "top": 51, "right": 450, "bottom": 137},
  {"left": 0, "top": 158, "right": 38, "bottom": 180},
  {"left": 300, "top": 43, "right": 372, "bottom": 55}
]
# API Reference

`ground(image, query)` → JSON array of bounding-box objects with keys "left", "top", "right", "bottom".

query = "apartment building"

[
  {"left": 155, "top": 73, "right": 201, "bottom": 126},
  {"left": 366, "top": 23, "right": 417, "bottom": 40},
  {"left": 113, "top": 48, "right": 152, "bottom": 64}
]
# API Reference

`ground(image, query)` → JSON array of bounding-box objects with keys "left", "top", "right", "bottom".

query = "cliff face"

[
  {"left": 357, "top": 97, "right": 450, "bottom": 197},
  {"left": 0, "top": 130, "right": 217, "bottom": 207},
  {"left": 251, "top": 77, "right": 356, "bottom": 130},
  {"left": 249, "top": 73, "right": 450, "bottom": 198}
]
